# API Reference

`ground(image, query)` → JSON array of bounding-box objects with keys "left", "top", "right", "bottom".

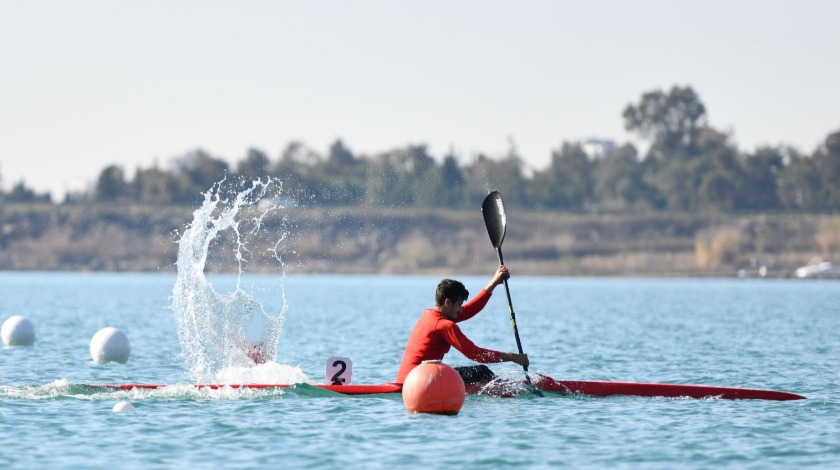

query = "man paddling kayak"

[{"left": 395, "top": 265, "right": 529, "bottom": 385}]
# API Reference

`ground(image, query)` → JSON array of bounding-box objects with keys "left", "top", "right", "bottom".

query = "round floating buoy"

[
  {"left": 90, "top": 327, "right": 131, "bottom": 364},
  {"left": 402, "top": 360, "right": 465, "bottom": 415},
  {"left": 112, "top": 401, "right": 135, "bottom": 412},
  {"left": 1, "top": 315, "right": 36, "bottom": 346}
]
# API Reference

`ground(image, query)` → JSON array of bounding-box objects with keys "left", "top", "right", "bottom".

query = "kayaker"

[{"left": 395, "top": 265, "right": 529, "bottom": 385}]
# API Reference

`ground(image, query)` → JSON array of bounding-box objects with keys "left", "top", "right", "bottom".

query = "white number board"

[{"left": 326, "top": 356, "right": 352, "bottom": 385}]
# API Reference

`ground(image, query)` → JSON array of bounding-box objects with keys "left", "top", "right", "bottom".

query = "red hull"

[
  {"left": 530, "top": 376, "right": 805, "bottom": 401},
  {"left": 99, "top": 383, "right": 402, "bottom": 395},
  {"left": 95, "top": 376, "right": 804, "bottom": 400}
]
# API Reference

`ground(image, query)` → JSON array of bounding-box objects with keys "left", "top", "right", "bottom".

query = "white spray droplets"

[{"left": 170, "top": 178, "right": 289, "bottom": 383}]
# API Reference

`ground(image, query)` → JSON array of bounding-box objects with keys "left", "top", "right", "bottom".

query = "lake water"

[{"left": 1, "top": 272, "right": 837, "bottom": 469}]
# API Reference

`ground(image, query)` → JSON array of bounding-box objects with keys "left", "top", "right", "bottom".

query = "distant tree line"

[
  {"left": 0, "top": 178, "right": 51, "bottom": 204},
  {"left": 2, "top": 85, "right": 839, "bottom": 212}
]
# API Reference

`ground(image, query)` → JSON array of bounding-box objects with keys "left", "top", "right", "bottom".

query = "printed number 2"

[
  {"left": 331, "top": 360, "right": 347, "bottom": 385},
  {"left": 326, "top": 356, "right": 352, "bottom": 385}
]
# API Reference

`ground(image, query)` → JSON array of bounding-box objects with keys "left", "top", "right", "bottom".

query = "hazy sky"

[{"left": 1, "top": 0, "right": 838, "bottom": 198}]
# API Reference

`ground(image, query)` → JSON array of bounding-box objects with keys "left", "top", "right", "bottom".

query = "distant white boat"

[{"left": 795, "top": 257, "right": 840, "bottom": 279}]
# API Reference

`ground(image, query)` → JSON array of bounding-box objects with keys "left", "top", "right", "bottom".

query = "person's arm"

[
  {"left": 500, "top": 351, "right": 529, "bottom": 368},
  {"left": 441, "top": 323, "right": 528, "bottom": 368},
  {"left": 458, "top": 265, "right": 511, "bottom": 322},
  {"left": 440, "top": 322, "right": 502, "bottom": 363},
  {"left": 483, "top": 265, "right": 509, "bottom": 294}
]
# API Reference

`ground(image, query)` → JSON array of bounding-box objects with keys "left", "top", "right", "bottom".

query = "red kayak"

[
  {"left": 93, "top": 374, "right": 804, "bottom": 401},
  {"left": 98, "top": 383, "right": 402, "bottom": 395}
]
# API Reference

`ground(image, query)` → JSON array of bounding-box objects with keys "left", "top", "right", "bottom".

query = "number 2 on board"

[{"left": 326, "top": 356, "right": 352, "bottom": 385}]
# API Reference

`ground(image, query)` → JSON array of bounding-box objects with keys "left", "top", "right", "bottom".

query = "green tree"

[
  {"left": 624, "top": 86, "right": 725, "bottom": 211},
  {"left": 134, "top": 166, "right": 177, "bottom": 205},
  {"left": 593, "top": 144, "right": 657, "bottom": 210},
  {"left": 814, "top": 129, "right": 840, "bottom": 210},
  {"left": 529, "top": 142, "right": 593, "bottom": 210},
  {"left": 272, "top": 141, "right": 321, "bottom": 205},
  {"left": 366, "top": 144, "right": 438, "bottom": 208},
  {"left": 326, "top": 139, "right": 356, "bottom": 172},
  {"left": 696, "top": 128, "right": 743, "bottom": 211},
  {"left": 402, "top": 145, "right": 439, "bottom": 207},
  {"left": 94, "top": 165, "right": 129, "bottom": 202},
  {"left": 778, "top": 148, "right": 822, "bottom": 210},
  {"left": 173, "top": 150, "right": 229, "bottom": 203},
  {"left": 623, "top": 85, "right": 707, "bottom": 159},
  {"left": 5, "top": 181, "right": 51, "bottom": 203},
  {"left": 464, "top": 152, "right": 527, "bottom": 209},
  {"left": 438, "top": 153, "right": 465, "bottom": 208},
  {"left": 314, "top": 139, "right": 366, "bottom": 206},
  {"left": 366, "top": 152, "right": 402, "bottom": 207},
  {"left": 740, "top": 146, "right": 784, "bottom": 211},
  {"left": 236, "top": 148, "right": 271, "bottom": 181}
]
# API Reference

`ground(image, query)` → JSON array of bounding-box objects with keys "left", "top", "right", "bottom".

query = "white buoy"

[
  {"left": 1, "top": 315, "right": 36, "bottom": 346},
  {"left": 112, "top": 401, "right": 135, "bottom": 412},
  {"left": 90, "top": 327, "right": 131, "bottom": 364}
]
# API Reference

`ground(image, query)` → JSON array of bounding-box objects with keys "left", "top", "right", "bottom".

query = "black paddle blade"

[{"left": 482, "top": 191, "right": 507, "bottom": 249}]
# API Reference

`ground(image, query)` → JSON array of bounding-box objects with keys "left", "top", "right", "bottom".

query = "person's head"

[
  {"left": 435, "top": 279, "right": 469, "bottom": 307},
  {"left": 435, "top": 279, "right": 469, "bottom": 320}
]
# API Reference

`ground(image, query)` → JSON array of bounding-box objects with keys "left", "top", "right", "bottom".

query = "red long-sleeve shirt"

[{"left": 395, "top": 288, "right": 503, "bottom": 384}]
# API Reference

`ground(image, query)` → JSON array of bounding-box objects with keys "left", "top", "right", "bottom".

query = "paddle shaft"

[
  {"left": 496, "top": 247, "right": 527, "bottom": 368},
  {"left": 496, "top": 247, "right": 542, "bottom": 397}
]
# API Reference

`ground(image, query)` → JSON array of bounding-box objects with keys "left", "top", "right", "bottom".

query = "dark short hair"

[{"left": 435, "top": 279, "right": 469, "bottom": 306}]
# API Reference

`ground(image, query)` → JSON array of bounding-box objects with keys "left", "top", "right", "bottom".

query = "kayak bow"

[{"left": 530, "top": 376, "right": 805, "bottom": 401}]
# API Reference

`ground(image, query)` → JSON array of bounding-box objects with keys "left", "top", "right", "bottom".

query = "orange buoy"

[{"left": 402, "top": 360, "right": 466, "bottom": 415}]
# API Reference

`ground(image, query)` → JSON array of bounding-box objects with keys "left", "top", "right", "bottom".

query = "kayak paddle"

[{"left": 481, "top": 190, "right": 543, "bottom": 397}]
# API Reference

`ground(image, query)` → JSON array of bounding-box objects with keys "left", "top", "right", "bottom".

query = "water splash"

[{"left": 170, "top": 178, "right": 300, "bottom": 383}]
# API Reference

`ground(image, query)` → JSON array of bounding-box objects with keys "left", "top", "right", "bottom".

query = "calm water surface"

[{"left": 1, "top": 272, "right": 838, "bottom": 469}]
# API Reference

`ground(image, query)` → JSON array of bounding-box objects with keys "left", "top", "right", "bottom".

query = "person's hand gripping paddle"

[{"left": 482, "top": 191, "right": 543, "bottom": 397}]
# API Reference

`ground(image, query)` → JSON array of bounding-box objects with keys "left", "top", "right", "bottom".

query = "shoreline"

[{"left": 1, "top": 204, "right": 837, "bottom": 277}]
